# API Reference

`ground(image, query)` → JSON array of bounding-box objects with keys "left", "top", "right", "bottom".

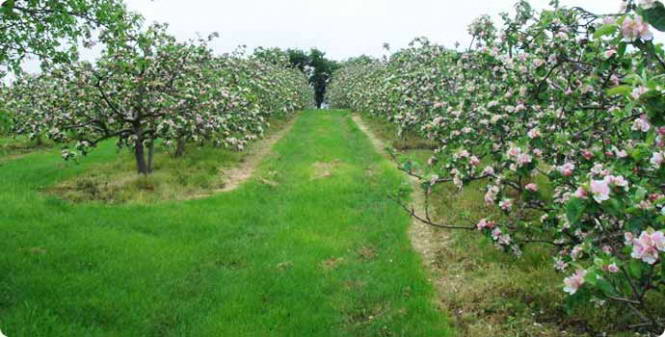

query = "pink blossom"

[
  {"left": 517, "top": 153, "right": 532, "bottom": 166},
  {"left": 602, "top": 245, "right": 613, "bottom": 254},
  {"left": 507, "top": 146, "right": 521, "bottom": 158},
  {"left": 591, "top": 164, "right": 608, "bottom": 176},
  {"left": 610, "top": 74, "right": 620, "bottom": 86},
  {"left": 606, "top": 263, "right": 620, "bottom": 273},
  {"left": 469, "top": 155, "right": 480, "bottom": 166},
  {"left": 554, "top": 257, "right": 568, "bottom": 271},
  {"left": 482, "top": 166, "right": 495, "bottom": 176},
  {"left": 630, "top": 231, "right": 665, "bottom": 264},
  {"left": 570, "top": 245, "right": 584, "bottom": 259},
  {"left": 649, "top": 193, "right": 665, "bottom": 202},
  {"left": 603, "top": 17, "right": 616, "bottom": 25},
  {"left": 581, "top": 150, "right": 594, "bottom": 160},
  {"left": 631, "top": 86, "right": 649, "bottom": 100},
  {"left": 476, "top": 218, "right": 496, "bottom": 230},
  {"left": 525, "top": 183, "right": 538, "bottom": 192},
  {"left": 485, "top": 186, "right": 499, "bottom": 205},
  {"left": 491, "top": 227, "right": 502, "bottom": 240},
  {"left": 653, "top": 231, "right": 665, "bottom": 251},
  {"left": 563, "top": 269, "right": 587, "bottom": 295},
  {"left": 632, "top": 115, "right": 651, "bottom": 132},
  {"left": 574, "top": 186, "right": 588, "bottom": 199},
  {"left": 607, "top": 175, "right": 629, "bottom": 188},
  {"left": 605, "top": 49, "right": 617, "bottom": 58},
  {"left": 590, "top": 178, "right": 611, "bottom": 203},
  {"left": 558, "top": 162, "right": 575, "bottom": 177},
  {"left": 527, "top": 128, "right": 541, "bottom": 139},
  {"left": 456, "top": 149, "right": 470, "bottom": 158},
  {"left": 499, "top": 198, "right": 513, "bottom": 211},
  {"left": 651, "top": 152, "right": 664, "bottom": 168},
  {"left": 622, "top": 16, "right": 653, "bottom": 42}
]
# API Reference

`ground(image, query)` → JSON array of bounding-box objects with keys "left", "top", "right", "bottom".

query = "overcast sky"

[
  {"left": 122, "top": 0, "right": 630, "bottom": 60},
  {"left": 12, "top": 0, "right": 660, "bottom": 77}
]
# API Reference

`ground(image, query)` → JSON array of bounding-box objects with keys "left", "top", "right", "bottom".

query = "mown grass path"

[{"left": 0, "top": 110, "right": 451, "bottom": 336}]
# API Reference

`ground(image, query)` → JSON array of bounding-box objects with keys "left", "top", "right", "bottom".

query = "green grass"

[
  {"left": 0, "top": 136, "right": 52, "bottom": 158},
  {"left": 0, "top": 110, "right": 451, "bottom": 336},
  {"left": 45, "top": 143, "right": 243, "bottom": 204}
]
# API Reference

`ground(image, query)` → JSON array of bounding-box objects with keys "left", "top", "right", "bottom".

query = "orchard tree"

[
  {"left": 285, "top": 48, "right": 339, "bottom": 108},
  {"left": 4, "top": 71, "right": 67, "bottom": 142},
  {"left": 9, "top": 23, "right": 313, "bottom": 174},
  {"left": 329, "top": 0, "right": 665, "bottom": 333},
  {"left": 0, "top": 0, "right": 139, "bottom": 74},
  {"left": 0, "top": 82, "right": 9, "bottom": 134},
  {"left": 308, "top": 48, "right": 339, "bottom": 108},
  {"left": 26, "top": 24, "right": 219, "bottom": 174},
  {"left": 286, "top": 48, "right": 308, "bottom": 73}
]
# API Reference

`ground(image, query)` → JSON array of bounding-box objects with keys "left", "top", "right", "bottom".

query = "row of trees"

[
  {"left": 1, "top": 1, "right": 313, "bottom": 174},
  {"left": 329, "top": 0, "right": 665, "bottom": 333}
]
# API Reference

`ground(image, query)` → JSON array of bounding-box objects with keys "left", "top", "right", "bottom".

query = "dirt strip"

[{"left": 215, "top": 116, "right": 298, "bottom": 193}]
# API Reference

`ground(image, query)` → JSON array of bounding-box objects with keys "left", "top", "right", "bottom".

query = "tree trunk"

[
  {"left": 175, "top": 138, "right": 186, "bottom": 157},
  {"left": 134, "top": 138, "right": 149, "bottom": 175},
  {"left": 147, "top": 141, "right": 155, "bottom": 173}
]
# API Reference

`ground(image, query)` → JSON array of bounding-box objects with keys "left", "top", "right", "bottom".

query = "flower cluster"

[{"left": 329, "top": 0, "right": 665, "bottom": 332}]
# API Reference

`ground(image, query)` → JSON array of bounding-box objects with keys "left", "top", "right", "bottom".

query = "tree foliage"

[
  {"left": 329, "top": 0, "right": 665, "bottom": 332},
  {"left": 0, "top": 0, "right": 140, "bottom": 75},
  {"left": 286, "top": 48, "right": 339, "bottom": 108},
  {"left": 6, "top": 24, "right": 313, "bottom": 174}
]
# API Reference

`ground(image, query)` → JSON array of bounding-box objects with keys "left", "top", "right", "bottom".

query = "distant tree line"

[{"left": 286, "top": 48, "right": 339, "bottom": 108}]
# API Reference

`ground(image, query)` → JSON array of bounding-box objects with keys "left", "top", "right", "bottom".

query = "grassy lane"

[{"left": 0, "top": 110, "right": 451, "bottom": 337}]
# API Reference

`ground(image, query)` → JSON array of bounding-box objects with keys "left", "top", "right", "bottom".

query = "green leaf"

[
  {"left": 0, "top": 0, "right": 15, "bottom": 16},
  {"left": 632, "top": 187, "right": 648, "bottom": 203},
  {"left": 595, "top": 277, "right": 617, "bottom": 297},
  {"left": 641, "top": 90, "right": 665, "bottom": 126},
  {"left": 593, "top": 24, "right": 618, "bottom": 39},
  {"left": 606, "top": 85, "right": 632, "bottom": 97},
  {"left": 642, "top": 1, "right": 665, "bottom": 32},
  {"left": 627, "top": 259, "right": 644, "bottom": 279},
  {"left": 566, "top": 198, "right": 585, "bottom": 225}
]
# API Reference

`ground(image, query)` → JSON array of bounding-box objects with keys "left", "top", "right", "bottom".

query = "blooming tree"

[
  {"left": 8, "top": 23, "right": 313, "bottom": 173},
  {"left": 329, "top": 0, "right": 665, "bottom": 332}
]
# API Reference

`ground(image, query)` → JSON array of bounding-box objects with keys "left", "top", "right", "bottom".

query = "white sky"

[
  {"left": 122, "top": 0, "right": 629, "bottom": 60},
  {"left": 12, "top": 0, "right": 661, "bottom": 76}
]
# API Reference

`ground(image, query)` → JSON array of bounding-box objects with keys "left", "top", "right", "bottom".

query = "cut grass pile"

[
  {"left": 40, "top": 115, "right": 294, "bottom": 204},
  {"left": 0, "top": 110, "right": 451, "bottom": 336}
]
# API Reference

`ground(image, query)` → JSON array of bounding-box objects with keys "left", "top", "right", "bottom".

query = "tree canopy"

[
  {"left": 0, "top": 0, "right": 139, "bottom": 75},
  {"left": 286, "top": 48, "right": 339, "bottom": 108}
]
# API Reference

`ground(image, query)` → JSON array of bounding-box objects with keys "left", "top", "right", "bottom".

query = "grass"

[
  {"left": 0, "top": 135, "right": 52, "bottom": 159},
  {"left": 0, "top": 110, "right": 451, "bottom": 336},
  {"left": 356, "top": 112, "right": 648, "bottom": 337},
  {"left": 42, "top": 115, "right": 294, "bottom": 204}
]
